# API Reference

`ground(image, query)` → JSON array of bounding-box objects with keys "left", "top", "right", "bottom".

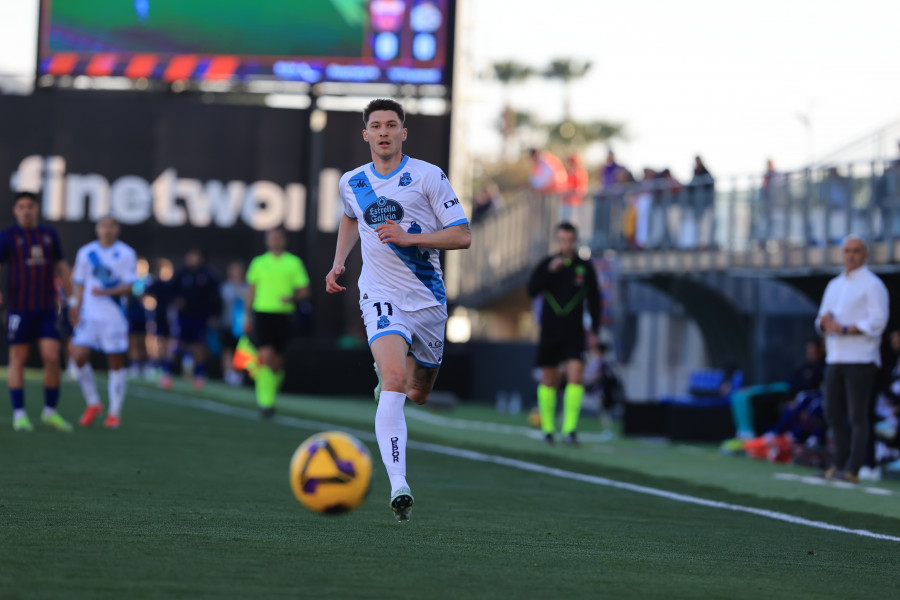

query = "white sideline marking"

[
  {"left": 132, "top": 388, "right": 900, "bottom": 543},
  {"left": 774, "top": 472, "right": 893, "bottom": 496},
  {"left": 405, "top": 406, "right": 617, "bottom": 443}
]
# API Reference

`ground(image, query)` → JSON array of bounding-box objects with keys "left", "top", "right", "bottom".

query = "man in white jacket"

[{"left": 816, "top": 235, "right": 889, "bottom": 483}]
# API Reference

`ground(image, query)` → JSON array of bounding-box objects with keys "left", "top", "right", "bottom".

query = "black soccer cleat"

[{"left": 562, "top": 432, "right": 579, "bottom": 447}]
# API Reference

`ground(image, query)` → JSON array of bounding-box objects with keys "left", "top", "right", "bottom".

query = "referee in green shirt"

[{"left": 244, "top": 227, "right": 310, "bottom": 417}]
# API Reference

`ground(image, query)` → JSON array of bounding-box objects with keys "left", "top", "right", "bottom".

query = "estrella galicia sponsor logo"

[
  {"left": 391, "top": 436, "right": 400, "bottom": 462},
  {"left": 443, "top": 198, "right": 460, "bottom": 209},
  {"left": 364, "top": 196, "right": 404, "bottom": 228},
  {"left": 377, "top": 315, "right": 390, "bottom": 330},
  {"left": 399, "top": 172, "right": 412, "bottom": 187}
]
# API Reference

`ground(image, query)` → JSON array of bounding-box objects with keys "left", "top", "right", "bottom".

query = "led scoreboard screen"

[{"left": 38, "top": 0, "right": 453, "bottom": 87}]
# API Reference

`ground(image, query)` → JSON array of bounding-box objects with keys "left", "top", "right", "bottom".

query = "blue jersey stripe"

[
  {"left": 443, "top": 218, "right": 469, "bottom": 229},
  {"left": 348, "top": 169, "right": 447, "bottom": 305},
  {"left": 387, "top": 244, "right": 446, "bottom": 304},
  {"left": 348, "top": 171, "right": 379, "bottom": 211}
]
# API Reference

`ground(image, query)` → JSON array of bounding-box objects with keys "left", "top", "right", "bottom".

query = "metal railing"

[{"left": 457, "top": 160, "right": 900, "bottom": 305}]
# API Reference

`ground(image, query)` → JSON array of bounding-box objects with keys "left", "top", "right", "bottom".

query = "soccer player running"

[
  {"left": 0, "top": 191, "right": 73, "bottom": 432},
  {"left": 244, "top": 228, "right": 309, "bottom": 417},
  {"left": 326, "top": 98, "right": 471, "bottom": 521},
  {"left": 71, "top": 215, "right": 138, "bottom": 428},
  {"left": 527, "top": 222, "right": 602, "bottom": 445}
]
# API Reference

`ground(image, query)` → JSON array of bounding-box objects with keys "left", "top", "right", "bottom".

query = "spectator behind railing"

[
  {"left": 687, "top": 156, "right": 715, "bottom": 249},
  {"left": 561, "top": 153, "right": 590, "bottom": 237},
  {"left": 755, "top": 158, "right": 787, "bottom": 242},
  {"left": 472, "top": 182, "right": 505, "bottom": 224},
  {"left": 622, "top": 169, "right": 656, "bottom": 249},
  {"left": 529, "top": 148, "right": 567, "bottom": 195},
  {"left": 600, "top": 150, "right": 622, "bottom": 190},
  {"left": 874, "top": 140, "right": 900, "bottom": 240},
  {"left": 815, "top": 167, "right": 851, "bottom": 245},
  {"left": 595, "top": 166, "right": 634, "bottom": 248}
]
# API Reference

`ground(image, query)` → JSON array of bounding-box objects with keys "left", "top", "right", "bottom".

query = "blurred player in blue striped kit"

[
  {"left": 326, "top": 98, "right": 471, "bottom": 521},
  {"left": 70, "top": 215, "right": 138, "bottom": 429},
  {"left": 0, "top": 191, "right": 73, "bottom": 432}
]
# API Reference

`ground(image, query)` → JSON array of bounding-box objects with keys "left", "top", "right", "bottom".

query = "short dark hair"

[
  {"left": 14, "top": 191, "right": 38, "bottom": 205},
  {"left": 557, "top": 222, "right": 577, "bottom": 236},
  {"left": 363, "top": 98, "right": 405, "bottom": 126}
]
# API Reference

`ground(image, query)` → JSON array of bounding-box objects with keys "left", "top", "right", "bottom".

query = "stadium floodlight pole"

[{"left": 305, "top": 90, "right": 326, "bottom": 337}]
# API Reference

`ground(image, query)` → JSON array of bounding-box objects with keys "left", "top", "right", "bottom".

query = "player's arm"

[
  {"left": 54, "top": 260, "right": 74, "bottom": 297},
  {"left": 815, "top": 280, "right": 837, "bottom": 334},
  {"left": 69, "top": 250, "right": 86, "bottom": 326},
  {"left": 285, "top": 258, "right": 311, "bottom": 304},
  {"left": 375, "top": 221, "right": 471, "bottom": 250},
  {"left": 585, "top": 263, "right": 603, "bottom": 334},
  {"left": 92, "top": 282, "right": 135, "bottom": 297},
  {"left": 69, "top": 282, "right": 84, "bottom": 327},
  {"left": 326, "top": 213, "right": 361, "bottom": 294},
  {"left": 288, "top": 283, "right": 310, "bottom": 303},
  {"left": 527, "top": 257, "right": 552, "bottom": 297},
  {"left": 243, "top": 284, "right": 256, "bottom": 335}
]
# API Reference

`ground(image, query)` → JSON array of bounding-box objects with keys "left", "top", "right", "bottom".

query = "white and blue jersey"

[
  {"left": 72, "top": 240, "right": 138, "bottom": 325},
  {"left": 340, "top": 155, "right": 468, "bottom": 311}
]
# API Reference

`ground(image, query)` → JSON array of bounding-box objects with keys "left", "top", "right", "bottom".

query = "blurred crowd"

[
  {"left": 58, "top": 250, "right": 263, "bottom": 390},
  {"left": 472, "top": 140, "right": 900, "bottom": 251}
]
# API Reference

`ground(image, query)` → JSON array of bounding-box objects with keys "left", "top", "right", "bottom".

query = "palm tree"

[
  {"left": 544, "top": 118, "right": 625, "bottom": 151},
  {"left": 542, "top": 58, "right": 592, "bottom": 121},
  {"left": 493, "top": 61, "right": 533, "bottom": 160}
]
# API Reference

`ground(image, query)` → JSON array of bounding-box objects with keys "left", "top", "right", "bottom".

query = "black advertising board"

[{"left": 0, "top": 90, "right": 451, "bottom": 338}]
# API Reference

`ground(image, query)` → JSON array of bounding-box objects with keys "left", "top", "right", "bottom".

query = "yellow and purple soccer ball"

[{"left": 289, "top": 431, "right": 373, "bottom": 515}]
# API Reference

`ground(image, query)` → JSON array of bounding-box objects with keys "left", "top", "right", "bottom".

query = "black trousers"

[{"left": 824, "top": 362, "right": 877, "bottom": 474}]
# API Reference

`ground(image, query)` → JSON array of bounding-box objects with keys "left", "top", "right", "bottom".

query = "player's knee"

[
  {"left": 381, "top": 367, "right": 407, "bottom": 393},
  {"left": 407, "top": 389, "right": 429, "bottom": 405}
]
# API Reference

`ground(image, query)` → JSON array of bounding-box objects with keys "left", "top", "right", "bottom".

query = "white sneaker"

[
  {"left": 390, "top": 487, "right": 414, "bottom": 522},
  {"left": 858, "top": 466, "right": 882, "bottom": 482},
  {"left": 373, "top": 362, "right": 382, "bottom": 404}
]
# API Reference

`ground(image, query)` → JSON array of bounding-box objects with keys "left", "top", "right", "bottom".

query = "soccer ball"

[{"left": 289, "top": 431, "right": 373, "bottom": 515}]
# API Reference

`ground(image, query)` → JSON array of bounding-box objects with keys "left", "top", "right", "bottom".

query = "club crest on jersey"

[
  {"left": 364, "top": 196, "right": 404, "bottom": 228},
  {"left": 377, "top": 315, "right": 390, "bottom": 330},
  {"left": 399, "top": 172, "right": 412, "bottom": 187}
]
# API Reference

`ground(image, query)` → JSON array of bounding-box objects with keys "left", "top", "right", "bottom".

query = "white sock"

[
  {"left": 375, "top": 391, "right": 408, "bottom": 492},
  {"left": 13, "top": 408, "right": 27, "bottom": 420},
  {"left": 108, "top": 369, "right": 127, "bottom": 417},
  {"left": 77, "top": 364, "right": 101, "bottom": 406}
]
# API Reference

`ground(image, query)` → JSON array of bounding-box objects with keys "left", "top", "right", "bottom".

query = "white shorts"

[
  {"left": 73, "top": 317, "right": 129, "bottom": 354},
  {"left": 361, "top": 299, "right": 447, "bottom": 367}
]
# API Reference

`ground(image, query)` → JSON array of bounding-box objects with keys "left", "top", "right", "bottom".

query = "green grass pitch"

[{"left": 2, "top": 372, "right": 900, "bottom": 599}]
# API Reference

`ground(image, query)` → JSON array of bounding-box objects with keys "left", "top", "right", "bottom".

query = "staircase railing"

[{"left": 455, "top": 160, "right": 900, "bottom": 306}]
